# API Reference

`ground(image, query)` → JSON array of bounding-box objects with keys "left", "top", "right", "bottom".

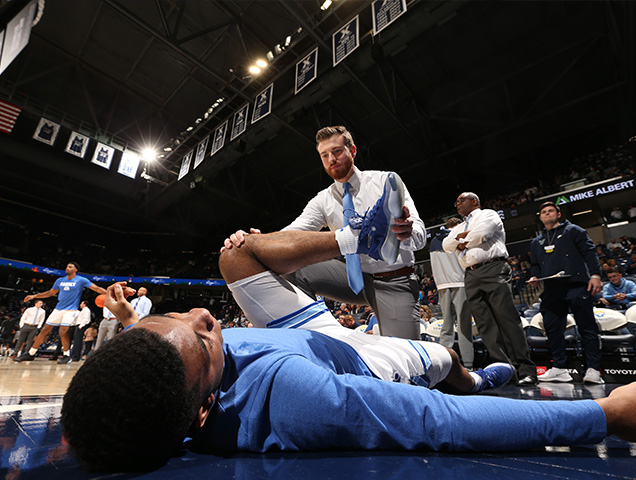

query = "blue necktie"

[{"left": 343, "top": 182, "right": 364, "bottom": 294}]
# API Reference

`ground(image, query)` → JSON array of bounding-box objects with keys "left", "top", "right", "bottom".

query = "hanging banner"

[
  {"left": 0, "top": 99, "right": 22, "bottom": 134},
  {"left": 194, "top": 135, "right": 209, "bottom": 169},
  {"left": 91, "top": 142, "right": 115, "bottom": 169},
  {"left": 372, "top": 0, "right": 407, "bottom": 36},
  {"left": 295, "top": 47, "right": 318, "bottom": 94},
  {"left": 117, "top": 149, "right": 141, "bottom": 179},
  {"left": 178, "top": 150, "right": 193, "bottom": 180},
  {"left": 230, "top": 104, "right": 249, "bottom": 141},
  {"left": 65, "top": 131, "right": 90, "bottom": 158},
  {"left": 211, "top": 120, "right": 228, "bottom": 156},
  {"left": 33, "top": 117, "right": 60, "bottom": 145},
  {"left": 333, "top": 16, "right": 360, "bottom": 66},
  {"left": 252, "top": 83, "right": 274, "bottom": 124}
]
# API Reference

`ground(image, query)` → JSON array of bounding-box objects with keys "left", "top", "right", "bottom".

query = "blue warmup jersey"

[
  {"left": 189, "top": 329, "right": 606, "bottom": 454},
  {"left": 52, "top": 275, "right": 92, "bottom": 310}
]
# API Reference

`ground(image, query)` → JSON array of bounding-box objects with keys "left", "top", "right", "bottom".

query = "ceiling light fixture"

[
  {"left": 248, "top": 65, "right": 261, "bottom": 74},
  {"left": 256, "top": 59, "right": 268, "bottom": 68},
  {"left": 320, "top": 0, "right": 333, "bottom": 11},
  {"left": 141, "top": 148, "right": 157, "bottom": 162},
  {"left": 572, "top": 210, "right": 593, "bottom": 216}
]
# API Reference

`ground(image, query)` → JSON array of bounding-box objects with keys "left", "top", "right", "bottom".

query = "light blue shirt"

[{"left": 52, "top": 275, "right": 92, "bottom": 310}]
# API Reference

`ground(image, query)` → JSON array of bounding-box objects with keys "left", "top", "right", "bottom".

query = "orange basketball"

[{"left": 95, "top": 294, "right": 106, "bottom": 308}]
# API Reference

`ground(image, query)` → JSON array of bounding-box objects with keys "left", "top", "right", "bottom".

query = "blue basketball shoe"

[
  {"left": 474, "top": 363, "right": 515, "bottom": 392},
  {"left": 354, "top": 172, "right": 405, "bottom": 265}
]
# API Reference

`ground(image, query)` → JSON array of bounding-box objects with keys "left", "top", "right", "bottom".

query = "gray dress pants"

[
  {"left": 438, "top": 287, "right": 474, "bottom": 368},
  {"left": 284, "top": 258, "right": 421, "bottom": 340},
  {"left": 463, "top": 260, "right": 535, "bottom": 378},
  {"left": 94, "top": 318, "right": 118, "bottom": 350},
  {"left": 13, "top": 324, "right": 39, "bottom": 354}
]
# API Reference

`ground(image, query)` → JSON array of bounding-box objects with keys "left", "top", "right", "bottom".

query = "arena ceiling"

[{"left": 0, "top": 0, "right": 634, "bottom": 250}]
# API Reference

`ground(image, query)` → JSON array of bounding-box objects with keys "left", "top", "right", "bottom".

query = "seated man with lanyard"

[{"left": 62, "top": 180, "right": 636, "bottom": 473}]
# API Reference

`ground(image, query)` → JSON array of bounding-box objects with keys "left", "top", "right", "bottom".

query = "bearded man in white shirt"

[
  {"left": 442, "top": 192, "right": 536, "bottom": 385},
  {"left": 223, "top": 126, "right": 426, "bottom": 340}
]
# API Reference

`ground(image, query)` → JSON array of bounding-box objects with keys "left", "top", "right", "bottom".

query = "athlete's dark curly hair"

[{"left": 61, "top": 327, "right": 202, "bottom": 472}]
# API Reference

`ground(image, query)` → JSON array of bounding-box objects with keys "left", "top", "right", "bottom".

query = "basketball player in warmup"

[{"left": 16, "top": 262, "right": 106, "bottom": 364}]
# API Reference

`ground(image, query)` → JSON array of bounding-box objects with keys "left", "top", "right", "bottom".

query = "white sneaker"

[
  {"left": 537, "top": 367, "right": 573, "bottom": 383},
  {"left": 583, "top": 368, "right": 604, "bottom": 384}
]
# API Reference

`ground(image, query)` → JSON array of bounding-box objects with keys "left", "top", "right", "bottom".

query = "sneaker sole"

[
  {"left": 537, "top": 376, "right": 573, "bottom": 383},
  {"left": 379, "top": 172, "right": 405, "bottom": 265},
  {"left": 583, "top": 377, "right": 604, "bottom": 384}
]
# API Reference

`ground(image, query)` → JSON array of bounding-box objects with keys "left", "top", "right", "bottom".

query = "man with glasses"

[{"left": 443, "top": 192, "right": 537, "bottom": 385}]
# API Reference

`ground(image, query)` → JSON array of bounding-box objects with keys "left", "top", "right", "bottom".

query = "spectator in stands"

[
  {"left": 628, "top": 254, "right": 636, "bottom": 276},
  {"left": 628, "top": 205, "right": 636, "bottom": 220},
  {"left": 607, "top": 258, "right": 625, "bottom": 275},
  {"left": 338, "top": 314, "right": 359, "bottom": 330},
  {"left": 419, "top": 305, "right": 437, "bottom": 327},
  {"left": 82, "top": 323, "right": 98, "bottom": 359},
  {"left": 610, "top": 207, "right": 626, "bottom": 221},
  {"left": 600, "top": 269, "right": 636, "bottom": 309},
  {"left": 598, "top": 262, "right": 611, "bottom": 282}
]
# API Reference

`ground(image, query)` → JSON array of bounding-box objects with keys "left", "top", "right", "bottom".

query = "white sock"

[
  {"left": 63, "top": 350, "right": 70, "bottom": 357},
  {"left": 334, "top": 226, "right": 359, "bottom": 255},
  {"left": 469, "top": 371, "right": 483, "bottom": 393},
  {"left": 29, "top": 348, "right": 37, "bottom": 356}
]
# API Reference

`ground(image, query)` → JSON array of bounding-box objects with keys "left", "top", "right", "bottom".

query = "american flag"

[{"left": 0, "top": 99, "right": 22, "bottom": 134}]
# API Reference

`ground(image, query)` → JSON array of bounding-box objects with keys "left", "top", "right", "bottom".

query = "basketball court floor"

[{"left": 1, "top": 357, "right": 635, "bottom": 479}]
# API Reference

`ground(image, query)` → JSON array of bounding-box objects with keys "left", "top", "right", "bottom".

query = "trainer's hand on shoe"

[
  {"left": 221, "top": 228, "right": 261, "bottom": 252},
  {"left": 392, "top": 206, "right": 413, "bottom": 241}
]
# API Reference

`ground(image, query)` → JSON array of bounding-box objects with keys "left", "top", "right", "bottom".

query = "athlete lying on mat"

[{"left": 62, "top": 180, "right": 636, "bottom": 472}]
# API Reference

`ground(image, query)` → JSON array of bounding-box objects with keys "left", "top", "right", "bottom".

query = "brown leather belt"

[
  {"left": 373, "top": 266, "right": 415, "bottom": 278},
  {"left": 466, "top": 257, "right": 507, "bottom": 271}
]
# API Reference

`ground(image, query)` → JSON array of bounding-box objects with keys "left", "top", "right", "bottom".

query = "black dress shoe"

[{"left": 517, "top": 375, "right": 538, "bottom": 386}]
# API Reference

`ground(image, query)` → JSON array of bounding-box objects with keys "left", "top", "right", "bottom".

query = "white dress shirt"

[
  {"left": 131, "top": 296, "right": 152, "bottom": 319},
  {"left": 20, "top": 306, "right": 46, "bottom": 328},
  {"left": 76, "top": 306, "right": 92, "bottom": 329},
  {"left": 442, "top": 208, "right": 509, "bottom": 270},
  {"left": 283, "top": 167, "right": 426, "bottom": 274}
]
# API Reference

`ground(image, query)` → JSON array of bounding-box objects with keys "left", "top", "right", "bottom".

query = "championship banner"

[
  {"left": 91, "top": 142, "right": 115, "bottom": 169},
  {"left": 295, "top": 47, "right": 318, "bottom": 94},
  {"left": 230, "top": 104, "right": 249, "bottom": 141},
  {"left": 65, "top": 131, "right": 90, "bottom": 158},
  {"left": 33, "top": 117, "right": 60, "bottom": 145},
  {"left": 117, "top": 149, "right": 141, "bottom": 179},
  {"left": 194, "top": 135, "right": 209, "bottom": 169},
  {"left": 0, "top": 99, "right": 22, "bottom": 134},
  {"left": 178, "top": 150, "right": 193, "bottom": 180},
  {"left": 372, "top": 0, "right": 407, "bottom": 36},
  {"left": 211, "top": 120, "right": 228, "bottom": 156},
  {"left": 333, "top": 16, "right": 359, "bottom": 66},
  {"left": 251, "top": 83, "right": 274, "bottom": 124}
]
